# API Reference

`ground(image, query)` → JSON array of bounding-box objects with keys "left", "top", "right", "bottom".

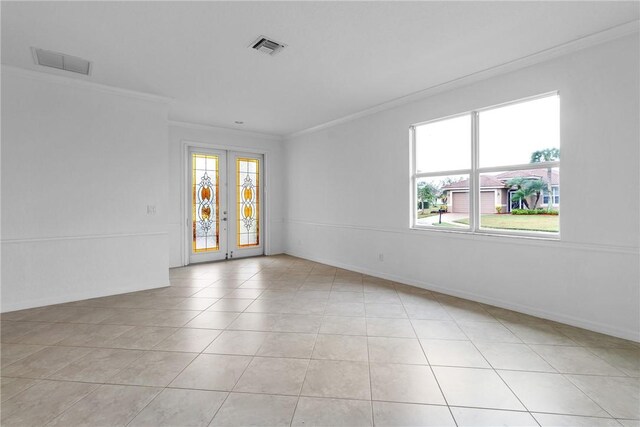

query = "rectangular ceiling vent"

[
  {"left": 250, "top": 36, "right": 286, "bottom": 56},
  {"left": 31, "top": 48, "right": 92, "bottom": 75}
]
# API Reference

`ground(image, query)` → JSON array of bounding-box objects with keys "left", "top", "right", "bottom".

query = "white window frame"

[
  {"left": 410, "top": 92, "right": 560, "bottom": 239},
  {"left": 543, "top": 186, "right": 560, "bottom": 205}
]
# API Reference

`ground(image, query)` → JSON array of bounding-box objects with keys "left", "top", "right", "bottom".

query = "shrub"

[
  {"left": 511, "top": 208, "right": 559, "bottom": 215},
  {"left": 512, "top": 209, "right": 541, "bottom": 215},
  {"left": 495, "top": 206, "right": 502, "bottom": 214}
]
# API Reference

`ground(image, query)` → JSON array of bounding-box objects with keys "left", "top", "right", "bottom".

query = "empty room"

[{"left": 1, "top": 1, "right": 639, "bottom": 426}]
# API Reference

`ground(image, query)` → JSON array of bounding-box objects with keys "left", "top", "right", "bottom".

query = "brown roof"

[
  {"left": 442, "top": 176, "right": 504, "bottom": 190},
  {"left": 495, "top": 169, "right": 560, "bottom": 185},
  {"left": 441, "top": 169, "right": 559, "bottom": 190}
]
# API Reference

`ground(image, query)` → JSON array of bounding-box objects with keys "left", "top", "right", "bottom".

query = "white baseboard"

[{"left": 285, "top": 248, "right": 640, "bottom": 342}]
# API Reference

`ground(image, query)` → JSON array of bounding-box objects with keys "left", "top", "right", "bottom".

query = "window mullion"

[
  {"left": 477, "top": 161, "right": 559, "bottom": 174},
  {"left": 470, "top": 111, "right": 480, "bottom": 232},
  {"left": 415, "top": 169, "right": 473, "bottom": 179},
  {"left": 410, "top": 126, "right": 417, "bottom": 227}
]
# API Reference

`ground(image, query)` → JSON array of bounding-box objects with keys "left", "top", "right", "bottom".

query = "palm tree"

[
  {"left": 530, "top": 148, "right": 560, "bottom": 211},
  {"left": 507, "top": 177, "right": 533, "bottom": 209},
  {"left": 507, "top": 177, "right": 548, "bottom": 210},
  {"left": 527, "top": 179, "right": 547, "bottom": 209}
]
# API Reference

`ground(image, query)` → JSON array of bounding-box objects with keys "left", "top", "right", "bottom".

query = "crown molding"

[
  {"left": 286, "top": 20, "right": 640, "bottom": 140},
  {"left": 2, "top": 65, "right": 173, "bottom": 104},
  {"left": 168, "top": 119, "right": 283, "bottom": 141}
]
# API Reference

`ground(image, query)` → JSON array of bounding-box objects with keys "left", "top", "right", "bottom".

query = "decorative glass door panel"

[
  {"left": 187, "top": 149, "right": 263, "bottom": 264},
  {"left": 236, "top": 158, "right": 260, "bottom": 248},
  {"left": 189, "top": 149, "right": 228, "bottom": 264},
  {"left": 228, "top": 152, "right": 263, "bottom": 259},
  {"left": 193, "top": 154, "right": 220, "bottom": 252}
]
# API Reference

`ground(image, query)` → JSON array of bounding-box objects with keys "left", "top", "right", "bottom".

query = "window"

[
  {"left": 411, "top": 93, "right": 560, "bottom": 236},
  {"left": 543, "top": 187, "right": 560, "bottom": 205}
]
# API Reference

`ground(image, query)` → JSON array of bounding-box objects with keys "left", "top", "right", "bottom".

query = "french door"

[{"left": 189, "top": 148, "right": 263, "bottom": 264}]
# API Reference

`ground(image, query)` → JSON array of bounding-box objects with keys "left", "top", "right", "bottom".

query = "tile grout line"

[
  {"left": 494, "top": 319, "right": 622, "bottom": 420},
  {"left": 20, "top": 343, "right": 155, "bottom": 425},
  {"left": 43, "top": 307, "right": 220, "bottom": 425},
  {"left": 122, "top": 327, "right": 228, "bottom": 427},
  {"left": 2, "top": 256, "right": 638, "bottom": 425},
  {"left": 365, "top": 300, "right": 375, "bottom": 427},
  {"left": 14, "top": 261, "right": 273, "bottom": 426},
  {"left": 397, "top": 288, "right": 459, "bottom": 427},
  {"left": 4, "top": 357, "right": 635, "bottom": 383},
  {"left": 442, "top": 304, "right": 542, "bottom": 426},
  {"left": 4, "top": 373, "right": 630, "bottom": 421},
  {"left": 5, "top": 312, "right": 637, "bottom": 352},
  {"left": 287, "top": 269, "right": 326, "bottom": 427},
  {"left": 443, "top": 300, "right": 633, "bottom": 423},
  {"left": 201, "top": 267, "right": 308, "bottom": 426},
  {"left": 3, "top": 325, "right": 637, "bottom": 378},
  {"left": 193, "top": 263, "right": 301, "bottom": 426},
  {"left": 559, "top": 372, "right": 619, "bottom": 420}
]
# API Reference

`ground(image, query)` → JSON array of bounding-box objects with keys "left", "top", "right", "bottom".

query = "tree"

[
  {"left": 507, "top": 177, "right": 548, "bottom": 210},
  {"left": 417, "top": 182, "right": 438, "bottom": 212},
  {"left": 507, "top": 177, "right": 533, "bottom": 209},
  {"left": 530, "top": 148, "right": 560, "bottom": 211},
  {"left": 527, "top": 179, "right": 547, "bottom": 209}
]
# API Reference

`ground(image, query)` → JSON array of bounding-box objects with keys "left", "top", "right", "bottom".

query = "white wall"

[
  {"left": 1, "top": 67, "right": 170, "bottom": 311},
  {"left": 284, "top": 35, "right": 640, "bottom": 340},
  {"left": 168, "top": 123, "right": 285, "bottom": 268}
]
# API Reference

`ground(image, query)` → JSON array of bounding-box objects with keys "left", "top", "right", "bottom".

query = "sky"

[{"left": 415, "top": 94, "right": 560, "bottom": 174}]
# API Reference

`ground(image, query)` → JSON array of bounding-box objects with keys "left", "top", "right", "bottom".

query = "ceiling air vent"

[
  {"left": 31, "top": 48, "right": 92, "bottom": 75},
  {"left": 250, "top": 36, "right": 286, "bottom": 56}
]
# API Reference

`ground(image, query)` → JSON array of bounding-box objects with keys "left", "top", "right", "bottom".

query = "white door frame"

[{"left": 181, "top": 140, "right": 272, "bottom": 266}]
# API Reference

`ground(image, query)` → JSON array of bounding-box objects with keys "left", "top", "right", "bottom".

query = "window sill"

[{"left": 410, "top": 225, "right": 560, "bottom": 242}]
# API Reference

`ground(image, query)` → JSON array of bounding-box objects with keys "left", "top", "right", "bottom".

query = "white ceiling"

[{"left": 2, "top": 1, "right": 638, "bottom": 136}]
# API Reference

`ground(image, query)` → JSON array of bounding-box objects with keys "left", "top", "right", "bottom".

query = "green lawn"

[{"left": 454, "top": 214, "right": 559, "bottom": 232}]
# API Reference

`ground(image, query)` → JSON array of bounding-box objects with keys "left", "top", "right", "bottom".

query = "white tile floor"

[{"left": 1, "top": 254, "right": 638, "bottom": 426}]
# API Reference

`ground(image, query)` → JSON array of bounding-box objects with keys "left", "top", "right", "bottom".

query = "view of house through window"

[
  {"left": 416, "top": 175, "right": 470, "bottom": 229},
  {"left": 412, "top": 94, "right": 560, "bottom": 235}
]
